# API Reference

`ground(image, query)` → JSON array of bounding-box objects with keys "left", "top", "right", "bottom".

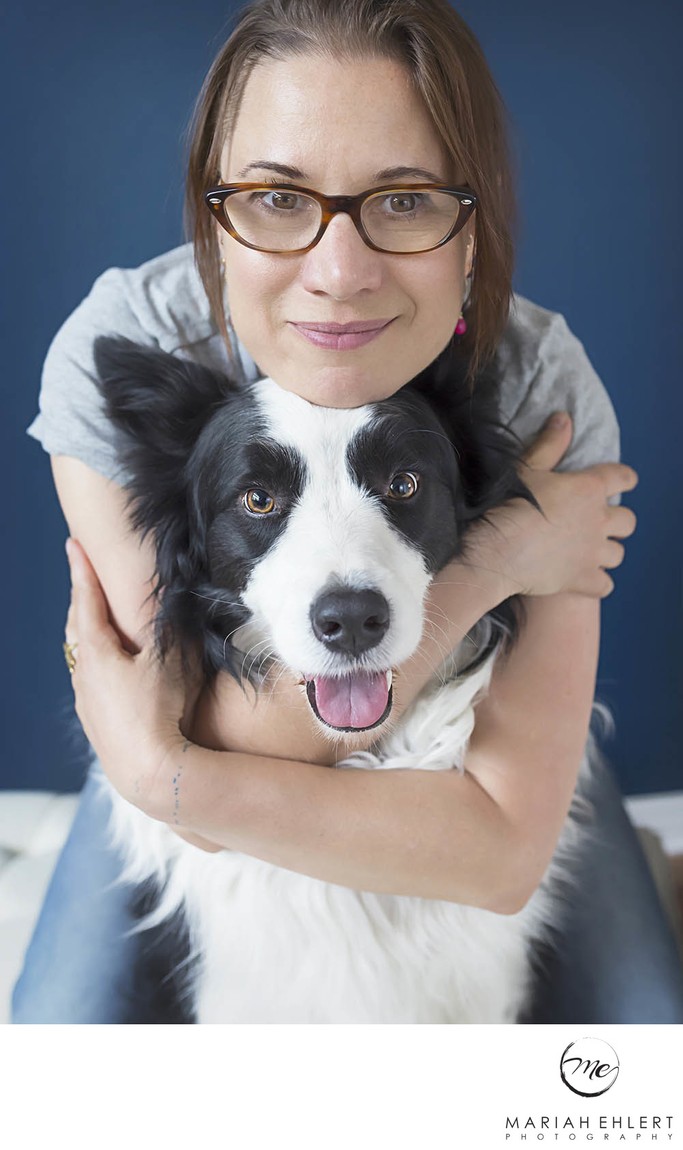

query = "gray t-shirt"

[{"left": 27, "top": 242, "right": 620, "bottom": 478}]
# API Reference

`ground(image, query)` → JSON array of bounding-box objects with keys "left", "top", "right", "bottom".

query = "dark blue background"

[{"left": 3, "top": 0, "right": 681, "bottom": 794}]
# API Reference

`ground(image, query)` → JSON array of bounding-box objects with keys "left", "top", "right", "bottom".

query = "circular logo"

[{"left": 560, "top": 1038, "right": 620, "bottom": 1098}]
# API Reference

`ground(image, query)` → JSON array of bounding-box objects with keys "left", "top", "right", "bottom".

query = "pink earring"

[{"left": 455, "top": 266, "right": 473, "bottom": 336}]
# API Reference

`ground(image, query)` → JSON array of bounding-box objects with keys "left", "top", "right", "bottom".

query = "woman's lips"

[{"left": 290, "top": 318, "right": 395, "bottom": 350}]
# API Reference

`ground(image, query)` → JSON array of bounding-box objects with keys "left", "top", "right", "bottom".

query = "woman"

[{"left": 15, "top": 0, "right": 683, "bottom": 1023}]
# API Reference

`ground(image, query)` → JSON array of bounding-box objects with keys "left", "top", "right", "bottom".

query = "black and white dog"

[{"left": 93, "top": 336, "right": 594, "bottom": 1023}]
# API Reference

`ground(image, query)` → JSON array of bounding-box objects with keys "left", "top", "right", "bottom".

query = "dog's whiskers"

[
  {"left": 188, "top": 589, "right": 224, "bottom": 603},
  {"left": 188, "top": 589, "right": 235, "bottom": 620},
  {"left": 436, "top": 566, "right": 525, "bottom": 593},
  {"left": 262, "top": 663, "right": 299, "bottom": 703},
  {"left": 241, "top": 638, "right": 275, "bottom": 682},
  {"left": 422, "top": 605, "right": 453, "bottom": 642},
  {"left": 221, "top": 628, "right": 239, "bottom": 664},
  {"left": 423, "top": 602, "right": 477, "bottom": 648},
  {"left": 410, "top": 634, "right": 451, "bottom": 687},
  {"left": 216, "top": 620, "right": 255, "bottom": 665}
]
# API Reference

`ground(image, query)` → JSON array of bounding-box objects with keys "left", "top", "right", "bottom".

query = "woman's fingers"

[
  {"left": 521, "top": 418, "right": 639, "bottom": 513},
  {"left": 566, "top": 565, "right": 614, "bottom": 599},
  {"left": 65, "top": 537, "right": 132, "bottom": 662},
  {"left": 598, "top": 572, "right": 615, "bottom": 598},
  {"left": 608, "top": 504, "right": 637, "bottom": 539},
  {"left": 65, "top": 597, "right": 77, "bottom": 645},
  {"left": 602, "top": 539, "right": 625, "bottom": 569},
  {"left": 522, "top": 413, "right": 573, "bottom": 470},
  {"left": 67, "top": 537, "right": 107, "bottom": 633},
  {"left": 588, "top": 461, "right": 639, "bottom": 500}
]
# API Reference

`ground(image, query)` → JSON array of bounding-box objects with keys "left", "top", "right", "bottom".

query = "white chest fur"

[{"left": 101, "top": 651, "right": 587, "bottom": 1024}]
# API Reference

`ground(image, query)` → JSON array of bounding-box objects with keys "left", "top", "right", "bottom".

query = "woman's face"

[{"left": 219, "top": 54, "right": 474, "bottom": 407}]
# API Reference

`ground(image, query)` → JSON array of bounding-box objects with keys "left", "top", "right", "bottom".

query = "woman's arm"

[{"left": 51, "top": 455, "right": 157, "bottom": 651}]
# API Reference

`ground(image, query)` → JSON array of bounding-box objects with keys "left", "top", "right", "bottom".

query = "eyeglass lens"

[{"left": 222, "top": 188, "right": 465, "bottom": 252}]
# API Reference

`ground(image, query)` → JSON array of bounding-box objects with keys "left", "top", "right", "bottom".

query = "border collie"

[{"left": 92, "top": 336, "right": 595, "bottom": 1023}]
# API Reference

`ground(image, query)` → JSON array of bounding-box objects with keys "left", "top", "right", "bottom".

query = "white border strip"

[
  {"left": 4, "top": 1026, "right": 682, "bottom": 1148},
  {"left": 625, "top": 789, "right": 683, "bottom": 855}
]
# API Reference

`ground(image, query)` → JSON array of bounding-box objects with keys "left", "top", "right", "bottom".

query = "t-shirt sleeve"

[
  {"left": 26, "top": 267, "right": 160, "bottom": 483},
  {"left": 501, "top": 305, "right": 620, "bottom": 473}
]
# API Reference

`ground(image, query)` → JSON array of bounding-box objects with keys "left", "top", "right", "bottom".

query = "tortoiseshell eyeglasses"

[{"left": 204, "top": 183, "right": 477, "bottom": 255}]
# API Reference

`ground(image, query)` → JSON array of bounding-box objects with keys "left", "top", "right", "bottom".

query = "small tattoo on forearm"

[
  {"left": 171, "top": 743, "right": 190, "bottom": 822},
  {"left": 172, "top": 765, "right": 183, "bottom": 824}
]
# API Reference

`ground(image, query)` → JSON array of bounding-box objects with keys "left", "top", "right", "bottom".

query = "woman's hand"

[
  {"left": 64, "top": 538, "right": 198, "bottom": 811},
  {"left": 65, "top": 537, "right": 223, "bottom": 852},
  {"left": 457, "top": 412, "right": 638, "bottom": 600}
]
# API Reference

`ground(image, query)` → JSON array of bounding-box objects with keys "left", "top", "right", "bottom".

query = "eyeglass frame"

[{"left": 203, "top": 182, "right": 477, "bottom": 255}]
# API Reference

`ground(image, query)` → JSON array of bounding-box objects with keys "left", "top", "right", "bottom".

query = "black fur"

[{"left": 93, "top": 335, "right": 534, "bottom": 683}]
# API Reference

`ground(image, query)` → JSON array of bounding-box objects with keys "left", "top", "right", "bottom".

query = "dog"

[{"left": 92, "top": 335, "right": 596, "bottom": 1023}]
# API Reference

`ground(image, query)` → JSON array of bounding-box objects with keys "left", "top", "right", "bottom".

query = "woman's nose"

[{"left": 299, "top": 212, "right": 384, "bottom": 299}]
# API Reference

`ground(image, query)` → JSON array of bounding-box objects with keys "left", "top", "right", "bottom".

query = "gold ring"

[{"left": 63, "top": 641, "right": 78, "bottom": 674}]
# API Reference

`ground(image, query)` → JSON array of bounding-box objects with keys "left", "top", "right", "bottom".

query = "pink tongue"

[{"left": 313, "top": 671, "right": 389, "bottom": 730}]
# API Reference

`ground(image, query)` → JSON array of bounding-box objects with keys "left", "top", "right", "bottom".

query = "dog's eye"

[
  {"left": 387, "top": 472, "right": 419, "bottom": 500},
  {"left": 243, "top": 488, "right": 276, "bottom": 515}
]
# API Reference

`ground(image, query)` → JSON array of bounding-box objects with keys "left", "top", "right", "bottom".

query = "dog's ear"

[
  {"left": 94, "top": 336, "right": 236, "bottom": 478},
  {"left": 411, "top": 342, "right": 536, "bottom": 520},
  {"left": 93, "top": 336, "right": 243, "bottom": 666},
  {"left": 93, "top": 335, "right": 238, "bottom": 533}
]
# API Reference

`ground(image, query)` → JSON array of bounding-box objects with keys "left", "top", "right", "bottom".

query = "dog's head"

[{"left": 94, "top": 337, "right": 531, "bottom": 735}]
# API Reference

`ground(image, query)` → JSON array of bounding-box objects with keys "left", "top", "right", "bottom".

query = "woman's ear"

[
  {"left": 217, "top": 235, "right": 228, "bottom": 274},
  {"left": 464, "top": 226, "right": 476, "bottom": 278}
]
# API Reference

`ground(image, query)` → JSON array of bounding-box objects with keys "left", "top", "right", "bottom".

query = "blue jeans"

[
  {"left": 520, "top": 762, "right": 683, "bottom": 1023},
  {"left": 12, "top": 762, "right": 683, "bottom": 1023},
  {"left": 11, "top": 770, "right": 195, "bottom": 1024}
]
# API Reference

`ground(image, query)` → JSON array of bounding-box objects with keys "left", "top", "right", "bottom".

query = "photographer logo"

[{"left": 560, "top": 1037, "right": 620, "bottom": 1098}]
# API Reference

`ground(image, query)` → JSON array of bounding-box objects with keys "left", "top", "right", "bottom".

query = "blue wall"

[{"left": 4, "top": 0, "right": 681, "bottom": 793}]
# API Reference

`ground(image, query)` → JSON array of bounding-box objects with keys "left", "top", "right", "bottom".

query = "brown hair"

[{"left": 184, "top": 0, "right": 516, "bottom": 379}]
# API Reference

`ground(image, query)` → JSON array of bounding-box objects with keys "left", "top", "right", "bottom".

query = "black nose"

[{"left": 310, "top": 588, "right": 390, "bottom": 656}]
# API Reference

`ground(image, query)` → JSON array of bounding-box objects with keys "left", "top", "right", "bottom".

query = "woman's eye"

[
  {"left": 253, "top": 190, "right": 302, "bottom": 212},
  {"left": 386, "top": 192, "right": 421, "bottom": 214},
  {"left": 387, "top": 472, "right": 419, "bottom": 499},
  {"left": 243, "top": 488, "right": 276, "bottom": 514},
  {"left": 267, "top": 191, "right": 297, "bottom": 210}
]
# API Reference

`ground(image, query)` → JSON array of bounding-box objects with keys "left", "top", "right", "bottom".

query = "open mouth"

[{"left": 304, "top": 670, "right": 393, "bottom": 732}]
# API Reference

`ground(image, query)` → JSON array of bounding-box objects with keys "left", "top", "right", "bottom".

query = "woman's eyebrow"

[
  {"left": 234, "top": 161, "right": 447, "bottom": 183},
  {"left": 374, "top": 165, "right": 447, "bottom": 183},
  {"left": 236, "top": 161, "right": 304, "bottom": 180}
]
